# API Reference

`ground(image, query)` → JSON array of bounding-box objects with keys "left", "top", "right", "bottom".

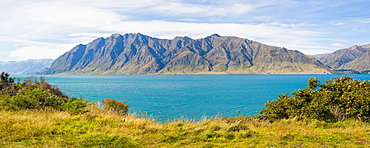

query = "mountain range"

[
  {"left": 313, "top": 44, "right": 370, "bottom": 74},
  {"left": 0, "top": 59, "right": 54, "bottom": 75},
  {"left": 1, "top": 33, "right": 368, "bottom": 75},
  {"left": 42, "top": 33, "right": 331, "bottom": 74}
]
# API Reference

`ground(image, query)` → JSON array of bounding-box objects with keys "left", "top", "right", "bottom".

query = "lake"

[{"left": 15, "top": 74, "right": 370, "bottom": 121}]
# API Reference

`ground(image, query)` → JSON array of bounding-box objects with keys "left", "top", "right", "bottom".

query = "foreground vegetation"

[
  {"left": 0, "top": 72, "right": 370, "bottom": 147},
  {"left": 258, "top": 76, "right": 370, "bottom": 122},
  {"left": 1, "top": 108, "right": 370, "bottom": 147}
]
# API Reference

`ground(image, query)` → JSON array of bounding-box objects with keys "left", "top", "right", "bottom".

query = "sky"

[{"left": 0, "top": 0, "right": 369, "bottom": 61}]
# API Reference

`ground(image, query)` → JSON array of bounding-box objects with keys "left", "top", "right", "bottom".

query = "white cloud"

[
  {"left": 0, "top": 0, "right": 16, "bottom": 5},
  {"left": 27, "top": 4, "right": 125, "bottom": 28},
  {"left": 2, "top": 18, "right": 330, "bottom": 60},
  {"left": 0, "top": 35, "right": 75, "bottom": 60},
  {"left": 268, "top": 22, "right": 311, "bottom": 28},
  {"left": 0, "top": 0, "right": 129, "bottom": 60},
  {"left": 6, "top": 18, "right": 327, "bottom": 60},
  {"left": 0, "top": 1, "right": 125, "bottom": 39},
  {"left": 10, "top": 43, "right": 75, "bottom": 60},
  {"left": 151, "top": 2, "right": 254, "bottom": 17},
  {"left": 332, "top": 22, "right": 346, "bottom": 26},
  {"left": 331, "top": 43, "right": 344, "bottom": 47}
]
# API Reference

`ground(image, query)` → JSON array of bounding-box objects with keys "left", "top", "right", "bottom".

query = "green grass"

[{"left": 1, "top": 106, "right": 369, "bottom": 147}]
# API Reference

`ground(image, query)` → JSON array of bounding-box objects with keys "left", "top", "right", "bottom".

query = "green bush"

[
  {"left": 257, "top": 76, "right": 370, "bottom": 122},
  {"left": 227, "top": 124, "right": 249, "bottom": 132},
  {"left": 62, "top": 97, "right": 90, "bottom": 115},
  {"left": 0, "top": 72, "right": 89, "bottom": 114},
  {"left": 7, "top": 85, "right": 68, "bottom": 110}
]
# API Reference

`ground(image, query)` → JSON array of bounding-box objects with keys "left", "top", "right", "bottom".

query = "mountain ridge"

[
  {"left": 0, "top": 59, "right": 54, "bottom": 75},
  {"left": 314, "top": 44, "right": 370, "bottom": 74},
  {"left": 43, "top": 33, "right": 331, "bottom": 74}
]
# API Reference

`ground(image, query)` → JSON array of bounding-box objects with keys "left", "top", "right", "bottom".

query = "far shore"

[{"left": 50, "top": 71, "right": 337, "bottom": 75}]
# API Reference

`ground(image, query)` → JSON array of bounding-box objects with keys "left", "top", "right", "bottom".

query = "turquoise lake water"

[{"left": 15, "top": 74, "right": 370, "bottom": 121}]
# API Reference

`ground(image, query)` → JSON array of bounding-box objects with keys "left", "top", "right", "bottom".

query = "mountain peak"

[
  {"left": 111, "top": 33, "right": 123, "bottom": 38},
  {"left": 210, "top": 33, "right": 221, "bottom": 37}
]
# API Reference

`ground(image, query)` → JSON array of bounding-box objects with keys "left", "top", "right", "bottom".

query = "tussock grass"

[{"left": 1, "top": 106, "right": 369, "bottom": 147}]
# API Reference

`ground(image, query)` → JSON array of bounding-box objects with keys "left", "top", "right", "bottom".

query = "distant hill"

[
  {"left": 0, "top": 59, "right": 54, "bottom": 75},
  {"left": 313, "top": 44, "right": 370, "bottom": 74},
  {"left": 43, "top": 33, "right": 330, "bottom": 74}
]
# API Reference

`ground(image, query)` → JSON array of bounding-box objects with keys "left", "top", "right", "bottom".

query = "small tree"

[{"left": 0, "top": 72, "right": 19, "bottom": 97}]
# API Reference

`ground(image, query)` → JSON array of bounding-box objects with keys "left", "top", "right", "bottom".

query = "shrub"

[
  {"left": 24, "top": 76, "right": 68, "bottom": 98},
  {"left": 227, "top": 124, "right": 249, "bottom": 132},
  {"left": 0, "top": 72, "right": 89, "bottom": 114},
  {"left": 102, "top": 99, "right": 130, "bottom": 115},
  {"left": 257, "top": 76, "right": 370, "bottom": 122},
  {"left": 1, "top": 81, "right": 68, "bottom": 110},
  {"left": 62, "top": 97, "right": 90, "bottom": 115}
]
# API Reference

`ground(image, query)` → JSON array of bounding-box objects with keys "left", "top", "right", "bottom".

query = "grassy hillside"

[{"left": 1, "top": 73, "right": 370, "bottom": 147}]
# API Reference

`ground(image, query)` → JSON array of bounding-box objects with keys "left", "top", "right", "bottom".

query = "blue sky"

[{"left": 0, "top": 0, "right": 369, "bottom": 61}]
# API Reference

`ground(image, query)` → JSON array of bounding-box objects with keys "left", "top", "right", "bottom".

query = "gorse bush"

[
  {"left": 0, "top": 72, "right": 89, "bottom": 114},
  {"left": 258, "top": 76, "right": 370, "bottom": 122},
  {"left": 102, "top": 98, "right": 130, "bottom": 115}
]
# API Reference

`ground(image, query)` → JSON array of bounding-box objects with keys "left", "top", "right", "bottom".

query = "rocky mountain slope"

[
  {"left": 0, "top": 59, "right": 54, "bottom": 75},
  {"left": 43, "top": 33, "right": 330, "bottom": 74},
  {"left": 314, "top": 44, "right": 370, "bottom": 73}
]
